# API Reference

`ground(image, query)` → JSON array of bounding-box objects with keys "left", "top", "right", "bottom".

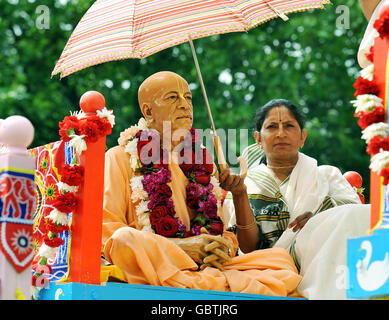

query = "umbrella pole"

[{"left": 187, "top": 34, "right": 228, "bottom": 171}]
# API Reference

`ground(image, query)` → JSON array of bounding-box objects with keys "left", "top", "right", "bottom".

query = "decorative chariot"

[{"left": 1, "top": 1, "right": 389, "bottom": 301}]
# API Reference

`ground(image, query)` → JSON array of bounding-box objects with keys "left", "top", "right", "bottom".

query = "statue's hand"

[
  {"left": 169, "top": 229, "right": 234, "bottom": 270},
  {"left": 169, "top": 235, "right": 208, "bottom": 264},
  {"left": 200, "top": 233, "right": 233, "bottom": 270}
]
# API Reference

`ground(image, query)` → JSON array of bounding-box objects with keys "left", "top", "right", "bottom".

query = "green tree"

[{"left": 0, "top": 0, "right": 372, "bottom": 199}]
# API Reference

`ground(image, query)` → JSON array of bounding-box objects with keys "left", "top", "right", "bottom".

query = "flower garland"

[
  {"left": 31, "top": 107, "right": 114, "bottom": 298},
  {"left": 59, "top": 108, "right": 114, "bottom": 155},
  {"left": 119, "top": 118, "right": 224, "bottom": 238},
  {"left": 351, "top": 6, "right": 389, "bottom": 185},
  {"left": 374, "top": 6, "right": 389, "bottom": 39}
]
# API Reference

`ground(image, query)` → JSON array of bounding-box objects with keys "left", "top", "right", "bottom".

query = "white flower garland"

[
  {"left": 46, "top": 208, "right": 69, "bottom": 226},
  {"left": 69, "top": 134, "right": 87, "bottom": 154},
  {"left": 38, "top": 244, "right": 58, "bottom": 261},
  {"left": 57, "top": 181, "right": 79, "bottom": 193},
  {"left": 351, "top": 94, "right": 383, "bottom": 113},
  {"left": 370, "top": 150, "right": 389, "bottom": 172},
  {"left": 360, "top": 64, "right": 374, "bottom": 81},
  {"left": 361, "top": 122, "right": 389, "bottom": 143},
  {"left": 97, "top": 107, "right": 116, "bottom": 127},
  {"left": 350, "top": 51, "right": 389, "bottom": 176}
]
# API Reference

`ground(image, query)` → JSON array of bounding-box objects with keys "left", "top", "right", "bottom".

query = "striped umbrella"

[
  {"left": 52, "top": 0, "right": 330, "bottom": 171},
  {"left": 52, "top": 0, "right": 330, "bottom": 78}
]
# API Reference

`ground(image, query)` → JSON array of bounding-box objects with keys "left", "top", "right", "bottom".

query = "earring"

[{"left": 146, "top": 118, "right": 154, "bottom": 126}]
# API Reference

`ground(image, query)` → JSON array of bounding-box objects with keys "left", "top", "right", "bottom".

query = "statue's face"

[{"left": 142, "top": 72, "right": 193, "bottom": 139}]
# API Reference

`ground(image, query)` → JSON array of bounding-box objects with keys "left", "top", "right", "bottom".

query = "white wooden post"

[{"left": 0, "top": 116, "right": 35, "bottom": 300}]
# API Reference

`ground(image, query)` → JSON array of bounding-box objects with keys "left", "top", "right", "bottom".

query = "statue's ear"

[{"left": 141, "top": 103, "right": 153, "bottom": 120}]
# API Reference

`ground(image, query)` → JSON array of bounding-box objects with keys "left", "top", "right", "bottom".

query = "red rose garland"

[{"left": 134, "top": 127, "right": 223, "bottom": 238}]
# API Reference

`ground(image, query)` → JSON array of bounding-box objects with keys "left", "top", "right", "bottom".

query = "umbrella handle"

[
  {"left": 238, "top": 156, "right": 247, "bottom": 180},
  {"left": 214, "top": 134, "right": 247, "bottom": 179},
  {"left": 188, "top": 34, "right": 247, "bottom": 179},
  {"left": 213, "top": 135, "right": 228, "bottom": 172},
  {"left": 188, "top": 34, "right": 228, "bottom": 172},
  {"left": 187, "top": 34, "right": 217, "bottom": 134}
]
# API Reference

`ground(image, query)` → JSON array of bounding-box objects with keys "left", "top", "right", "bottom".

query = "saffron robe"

[{"left": 102, "top": 145, "right": 301, "bottom": 296}]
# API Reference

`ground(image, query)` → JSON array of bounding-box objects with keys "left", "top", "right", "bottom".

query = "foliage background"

[{"left": 0, "top": 0, "right": 371, "bottom": 200}]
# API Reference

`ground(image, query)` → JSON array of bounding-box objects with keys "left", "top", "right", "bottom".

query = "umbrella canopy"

[{"left": 52, "top": 0, "right": 330, "bottom": 78}]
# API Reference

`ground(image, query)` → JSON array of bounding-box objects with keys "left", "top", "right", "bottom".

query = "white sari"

[{"left": 223, "top": 152, "right": 371, "bottom": 299}]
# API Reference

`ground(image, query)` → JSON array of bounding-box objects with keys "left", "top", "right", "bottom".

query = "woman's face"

[{"left": 256, "top": 105, "right": 307, "bottom": 163}]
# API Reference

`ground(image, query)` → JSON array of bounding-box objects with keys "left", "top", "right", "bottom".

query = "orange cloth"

[{"left": 102, "top": 146, "right": 301, "bottom": 296}]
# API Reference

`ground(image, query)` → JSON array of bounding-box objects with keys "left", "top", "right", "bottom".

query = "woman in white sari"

[{"left": 221, "top": 99, "right": 370, "bottom": 299}]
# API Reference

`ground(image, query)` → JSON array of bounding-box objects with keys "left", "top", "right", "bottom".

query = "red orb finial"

[
  {"left": 343, "top": 171, "right": 363, "bottom": 189},
  {"left": 80, "top": 91, "right": 105, "bottom": 113}
]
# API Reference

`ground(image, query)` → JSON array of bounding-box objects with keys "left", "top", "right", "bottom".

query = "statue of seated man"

[{"left": 102, "top": 71, "right": 301, "bottom": 296}]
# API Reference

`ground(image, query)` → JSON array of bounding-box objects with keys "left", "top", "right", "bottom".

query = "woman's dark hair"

[{"left": 255, "top": 99, "right": 305, "bottom": 131}]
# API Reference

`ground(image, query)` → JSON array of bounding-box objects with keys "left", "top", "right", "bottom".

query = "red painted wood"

[
  {"left": 67, "top": 92, "right": 107, "bottom": 284},
  {"left": 370, "top": 36, "right": 389, "bottom": 230}
]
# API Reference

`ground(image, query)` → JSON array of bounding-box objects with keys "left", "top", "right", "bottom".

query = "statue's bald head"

[
  {"left": 137, "top": 71, "right": 193, "bottom": 136},
  {"left": 138, "top": 71, "right": 188, "bottom": 108}
]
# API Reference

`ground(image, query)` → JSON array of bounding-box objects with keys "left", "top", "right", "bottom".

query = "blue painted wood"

[
  {"left": 37, "top": 282, "right": 304, "bottom": 300},
  {"left": 347, "top": 229, "right": 389, "bottom": 299}
]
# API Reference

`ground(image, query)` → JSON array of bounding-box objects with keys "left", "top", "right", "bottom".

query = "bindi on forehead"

[{"left": 267, "top": 106, "right": 294, "bottom": 122}]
